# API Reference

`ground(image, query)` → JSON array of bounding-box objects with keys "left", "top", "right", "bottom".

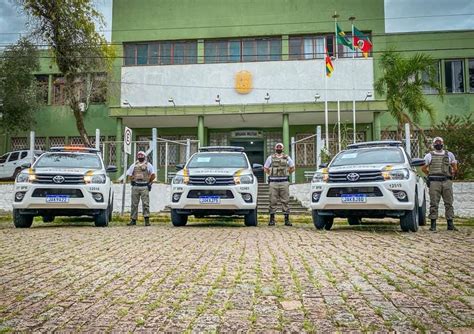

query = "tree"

[
  {"left": 18, "top": 0, "right": 113, "bottom": 146},
  {"left": 375, "top": 50, "right": 443, "bottom": 139},
  {"left": 431, "top": 115, "right": 474, "bottom": 180},
  {"left": 0, "top": 38, "right": 42, "bottom": 133}
]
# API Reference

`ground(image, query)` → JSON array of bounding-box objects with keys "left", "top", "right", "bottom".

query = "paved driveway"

[{"left": 0, "top": 220, "right": 473, "bottom": 332}]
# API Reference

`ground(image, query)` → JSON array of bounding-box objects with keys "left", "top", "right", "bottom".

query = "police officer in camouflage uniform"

[
  {"left": 126, "top": 151, "right": 156, "bottom": 226},
  {"left": 422, "top": 137, "right": 458, "bottom": 231},
  {"left": 264, "top": 143, "right": 295, "bottom": 226}
]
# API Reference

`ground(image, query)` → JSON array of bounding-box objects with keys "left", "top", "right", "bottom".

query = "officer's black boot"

[
  {"left": 284, "top": 214, "right": 292, "bottom": 226},
  {"left": 429, "top": 219, "right": 437, "bottom": 231},
  {"left": 127, "top": 219, "right": 136, "bottom": 226},
  {"left": 144, "top": 217, "right": 150, "bottom": 226},
  {"left": 268, "top": 214, "right": 275, "bottom": 226},
  {"left": 447, "top": 219, "right": 457, "bottom": 231}
]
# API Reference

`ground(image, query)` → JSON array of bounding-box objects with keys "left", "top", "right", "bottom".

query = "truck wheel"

[
  {"left": 13, "top": 209, "right": 33, "bottom": 228},
  {"left": 244, "top": 209, "right": 258, "bottom": 226},
  {"left": 418, "top": 193, "right": 427, "bottom": 226},
  {"left": 171, "top": 209, "right": 188, "bottom": 227},
  {"left": 94, "top": 209, "right": 109, "bottom": 227},
  {"left": 108, "top": 200, "right": 113, "bottom": 222},
  {"left": 400, "top": 193, "right": 419, "bottom": 232},
  {"left": 312, "top": 210, "right": 334, "bottom": 230},
  {"left": 348, "top": 216, "right": 361, "bottom": 225},
  {"left": 42, "top": 215, "right": 55, "bottom": 223}
]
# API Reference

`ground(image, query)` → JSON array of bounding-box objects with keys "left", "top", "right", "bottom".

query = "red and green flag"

[
  {"left": 336, "top": 24, "right": 353, "bottom": 50},
  {"left": 353, "top": 26, "right": 372, "bottom": 58},
  {"left": 325, "top": 48, "right": 334, "bottom": 77}
]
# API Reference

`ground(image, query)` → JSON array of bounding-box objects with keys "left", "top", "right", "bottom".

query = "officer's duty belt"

[
  {"left": 428, "top": 176, "right": 452, "bottom": 181},
  {"left": 268, "top": 178, "right": 289, "bottom": 183},
  {"left": 132, "top": 181, "right": 149, "bottom": 187}
]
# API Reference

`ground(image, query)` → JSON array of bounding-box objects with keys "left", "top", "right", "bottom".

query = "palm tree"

[{"left": 375, "top": 50, "right": 443, "bottom": 140}]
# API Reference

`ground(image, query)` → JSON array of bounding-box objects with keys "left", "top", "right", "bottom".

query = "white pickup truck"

[
  {"left": 310, "top": 141, "right": 427, "bottom": 232},
  {"left": 170, "top": 146, "right": 261, "bottom": 227},
  {"left": 13, "top": 147, "right": 117, "bottom": 228}
]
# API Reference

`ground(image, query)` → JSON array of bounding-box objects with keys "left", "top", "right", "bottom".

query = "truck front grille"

[
  {"left": 34, "top": 174, "right": 85, "bottom": 184},
  {"left": 187, "top": 190, "right": 234, "bottom": 199},
  {"left": 188, "top": 176, "right": 235, "bottom": 186},
  {"left": 32, "top": 188, "right": 84, "bottom": 198},
  {"left": 328, "top": 171, "right": 383, "bottom": 183},
  {"left": 327, "top": 187, "right": 383, "bottom": 197}
]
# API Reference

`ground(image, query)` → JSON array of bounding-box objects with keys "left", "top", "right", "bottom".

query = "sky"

[{"left": 0, "top": 0, "right": 473, "bottom": 46}]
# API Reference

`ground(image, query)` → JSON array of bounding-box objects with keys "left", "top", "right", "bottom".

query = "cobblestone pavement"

[{"left": 0, "top": 220, "right": 473, "bottom": 333}]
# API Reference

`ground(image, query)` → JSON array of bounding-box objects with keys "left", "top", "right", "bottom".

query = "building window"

[
  {"left": 89, "top": 73, "right": 107, "bottom": 103},
  {"left": 204, "top": 37, "right": 281, "bottom": 63},
  {"left": 422, "top": 61, "right": 440, "bottom": 94},
  {"left": 469, "top": 59, "right": 474, "bottom": 93},
  {"left": 289, "top": 35, "right": 334, "bottom": 60},
  {"left": 52, "top": 76, "right": 66, "bottom": 105},
  {"left": 444, "top": 60, "right": 464, "bottom": 93},
  {"left": 124, "top": 41, "right": 197, "bottom": 66},
  {"left": 35, "top": 75, "right": 49, "bottom": 103}
]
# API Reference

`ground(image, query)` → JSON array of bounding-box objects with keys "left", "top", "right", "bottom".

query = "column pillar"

[
  {"left": 282, "top": 114, "right": 290, "bottom": 155},
  {"left": 281, "top": 35, "right": 289, "bottom": 61},
  {"left": 47, "top": 74, "right": 53, "bottom": 106},
  {"left": 373, "top": 112, "right": 381, "bottom": 141},
  {"left": 116, "top": 117, "right": 123, "bottom": 177},
  {"left": 197, "top": 116, "right": 205, "bottom": 146}
]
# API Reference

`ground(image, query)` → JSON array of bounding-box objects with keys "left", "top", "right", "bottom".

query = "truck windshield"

[
  {"left": 187, "top": 153, "right": 248, "bottom": 169},
  {"left": 34, "top": 153, "right": 102, "bottom": 169},
  {"left": 331, "top": 148, "right": 405, "bottom": 166}
]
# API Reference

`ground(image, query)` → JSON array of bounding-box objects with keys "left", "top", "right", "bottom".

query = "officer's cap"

[
  {"left": 432, "top": 137, "right": 444, "bottom": 144},
  {"left": 275, "top": 143, "right": 284, "bottom": 149},
  {"left": 137, "top": 151, "right": 146, "bottom": 158}
]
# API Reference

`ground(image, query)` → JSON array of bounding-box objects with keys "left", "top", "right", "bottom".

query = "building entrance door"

[{"left": 230, "top": 140, "right": 264, "bottom": 182}]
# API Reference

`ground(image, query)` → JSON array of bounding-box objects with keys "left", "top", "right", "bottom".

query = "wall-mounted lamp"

[
  {"left": 314, "top": 93, "right": 321, "bottom": 102},
  {"left": 215, "top": 94, "right": 221, "bottom": 105},
  {"left": 168, "top": 97, "right": 175, "bottom": 107},
  {"left": 364, "top": 91, "right": 373, "bottom": 101},
  {"left": 122, "top": 100, "right": 132, "bottom": 108},
  {"left": 264, "top": 92, "right": 270, "bottom": 103}
]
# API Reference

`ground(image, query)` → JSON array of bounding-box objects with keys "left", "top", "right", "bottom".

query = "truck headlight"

[
  {"left": 84, "top": 174, "right": 106, "bottom": 184},
  {"left": 16, "top": 173, "right": 30, "bottom": 183},
  {"left": 383, "top": 168, "right": 409, "bottom": 180},
  {"left": 173, "top": 175, "right": 188, "bottom": 184},
  {"left": 312, "top": 171, "right": 328, "bottom": 183},
  {"left": 236, "top": 174, "right": 254, "bottom": 184}
]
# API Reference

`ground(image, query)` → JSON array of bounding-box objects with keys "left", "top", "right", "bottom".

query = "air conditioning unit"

[{"left": 78, "top": 102, "right": 86, "bottom": 112}]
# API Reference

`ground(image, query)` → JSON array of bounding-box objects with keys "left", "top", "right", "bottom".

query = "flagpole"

[
  {"left": 337, "top": 99, "right": 341, "bottom": 152},
  {"left": 349, "top": 16, "right": 356, "bottom": 143},
  {"left": 332, "top": 12, "right": 339, "bottom": 59},
  {"left": 324, "top": 38, "right": 329, "bottom": 154}
]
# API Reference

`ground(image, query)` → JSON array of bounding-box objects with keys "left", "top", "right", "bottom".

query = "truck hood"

[
  {"left": 32, "top": 167, "right": 101, "bottom": 175},
  {"left": 328, "top": 164, "right": 394, "bottom": 172},
  {"left": 178, "top": 167, "right": 249, "bottom": 176}
]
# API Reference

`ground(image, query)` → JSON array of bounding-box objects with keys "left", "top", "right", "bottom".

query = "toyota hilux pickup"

[
  {"left": 12, "top": 147, "right": 117, "bottom": 228},
  {"left": 170, "top": 146, "right": 260, "bottom": 227},
  {"left": 310, "top": 141, "right": 426, "bottom": 232}
]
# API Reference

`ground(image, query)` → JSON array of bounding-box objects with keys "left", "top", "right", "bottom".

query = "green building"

[{"left": 3, "top": 0, "right": 474, "bottom": 182}]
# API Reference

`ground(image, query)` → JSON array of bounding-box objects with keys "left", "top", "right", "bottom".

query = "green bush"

[{"left": 431, "top": 115, "right": 474, "bottom": 180}]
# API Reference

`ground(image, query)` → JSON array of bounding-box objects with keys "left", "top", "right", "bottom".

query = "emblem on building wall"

[{"left": 235, "top": 71, "right": 252, "bottom": 94}]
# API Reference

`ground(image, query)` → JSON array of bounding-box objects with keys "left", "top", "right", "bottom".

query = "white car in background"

[
  {"left": 12, "top": 147, "right": 117, "bottom": 228},
  {"left": 170, "top": 146, "right": 260, "bottom": 227},
  {"left": 0, "top": 150, "right": 43, "bottom": 180},
  {"left": 310, "top": 141, "right": 427, "bottom": 232}
]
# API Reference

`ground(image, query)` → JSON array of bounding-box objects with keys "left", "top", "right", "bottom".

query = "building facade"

[{"left": 2, "top": 0, "right": 474, "bottom": 182}]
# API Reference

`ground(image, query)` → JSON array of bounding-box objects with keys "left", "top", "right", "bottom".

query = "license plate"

[
  {"left": 199, "top": 196, "right": 220, "bottom": 204},
  {"left": 46, "top": 195, "right": 70, "bottom": 203},
  {"left": 341, "top": 194, "right": 367, "bottom": 203}
]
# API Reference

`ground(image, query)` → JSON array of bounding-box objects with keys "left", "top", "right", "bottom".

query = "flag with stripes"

[{"left": 325, "top": 48, "right": 334, "bottom": 77}]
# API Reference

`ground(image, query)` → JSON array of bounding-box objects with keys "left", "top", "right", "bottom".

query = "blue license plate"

[
  {"left": 46, "top": 195, "right": 70, "bottom": 203},
  {"left": 199, "top": 196, "right": 220, "bottom": 204},
  {"left": 341, "top": 194, "right": 367, "bottom": 203}
]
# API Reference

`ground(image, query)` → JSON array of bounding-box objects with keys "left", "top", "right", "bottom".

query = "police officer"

[
  {"left": 126, "top": 151, "right": 156, "bottom": 226},
  {"left": 421, "top": 137, "right": 458, "bottom": 231},
  {"left": 264, "top": 143, "right": 295, "bottom": 226}
]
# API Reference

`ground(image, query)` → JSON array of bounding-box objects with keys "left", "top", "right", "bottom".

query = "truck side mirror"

[
  {"left": 318, "top": 163, "right": 328, "bottom": 168},
  {"left": 175, "top": 164, "right": 185, "bottom": 171}
]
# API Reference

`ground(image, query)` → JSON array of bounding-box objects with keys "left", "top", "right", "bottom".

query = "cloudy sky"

[{"left": 0, "top": 0, "right": 473, "bottom": 46}]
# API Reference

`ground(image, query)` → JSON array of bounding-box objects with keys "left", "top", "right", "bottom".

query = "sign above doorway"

[{"left": 231, "top": 130, "right": 263, "bottom": 138}]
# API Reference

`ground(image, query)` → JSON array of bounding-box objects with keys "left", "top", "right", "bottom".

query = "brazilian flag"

[{"left": 336, "top": 24, "right": 353, "bottom": 50}]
